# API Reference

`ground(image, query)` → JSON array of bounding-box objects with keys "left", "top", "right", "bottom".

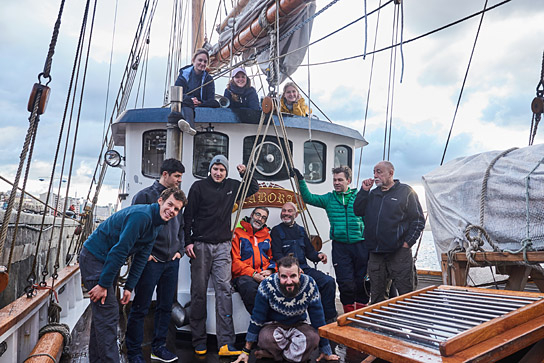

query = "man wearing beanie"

[{"left": 183, "top": 155, "right": 259, "bottom": 356}]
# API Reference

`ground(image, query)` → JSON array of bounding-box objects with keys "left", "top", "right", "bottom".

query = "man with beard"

[
  {"left": 294, "top": 166, "right": 369, "bottom": 313},
  {"left": 125, "top": 159, "right": 186, "bottom": 363},
  {"left": 79, "top": 188, "right": 186, "bottom": 363},
  {"left": 231, "top": 207, "right": 275, "bottom": 314},
  {"left": 353, "top": 161, "right": 425, "bottom": 304},
  {"left": 233, "top": 255, "right": 340, "bottom": 363},
  {"left": 184, "top": 155, "right": 259, "bottom": 356},
  {"left": 270, "top": 202, "right": 337, "bottom": 322}
]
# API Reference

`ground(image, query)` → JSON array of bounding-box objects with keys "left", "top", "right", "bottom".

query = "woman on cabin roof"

[
  {"left": 223, "top": 67, "right": 261, "bottom": 111},
  {"left": 169, "top": 48, "right": 218, "bottom": 135},
  {"left": 280, "top": 82, "right": 309, "bottom": 116}
]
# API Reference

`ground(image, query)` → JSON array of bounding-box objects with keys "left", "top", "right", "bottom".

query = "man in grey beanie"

[{"left": 183, "top": 155, "right": 259, "bottom": 356}]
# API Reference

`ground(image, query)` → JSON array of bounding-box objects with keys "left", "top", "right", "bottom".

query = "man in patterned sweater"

[{"left": 233, "top": 255, "right": 339, "bottom": 363}]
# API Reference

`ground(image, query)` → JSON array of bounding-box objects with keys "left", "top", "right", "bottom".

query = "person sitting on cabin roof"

[
  {"left": 168, "top": 48, "right": 219, "bottom": 136},
  {"left": 79, "top": 187, "right": 186, "bottom": 363},
  {"left": 224, "top": 67, "right": 261, "bottom": 111},
  {"left": 125, "top": 159, "right": 186, "bottom": 363},
  {"left": 270, "top": 202, "right": 337, "bottom": 323},
  {"left": 280, "top": 82, "right": 310, "bottom": 116},
  {"left": 231, "top": 207, "right": 275, "bottom": 315},
  {"left": 183, "top": 154, "right": 259, "bottom": 357},
  {"left": 353, "top": 161, "right": 425, "bottom": 304},
  {"left": 233, "top": 255, "right": 340, "bottom": 363},
  {"left": 293, "top": 165, "right": 370, "bottom": 313}
]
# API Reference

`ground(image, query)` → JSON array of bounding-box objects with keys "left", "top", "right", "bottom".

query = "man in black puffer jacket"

[
  {"left": 125, "top": 158, "right": 187, "bottom": 363},
  {"left": 354, "top": 161, "right": 425, "bottom": 304},
  {"left": 184, "top": 155, "right": 259, "bottom": 357}
]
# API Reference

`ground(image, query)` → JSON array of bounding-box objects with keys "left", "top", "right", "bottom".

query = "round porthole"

[{"left": 254, "top": 141, "right": 284, "bottom": 176}]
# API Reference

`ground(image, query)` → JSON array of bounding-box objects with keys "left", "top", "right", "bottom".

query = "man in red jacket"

[{"left": 231, "top": 207, "right": 276, "bottom": 314}]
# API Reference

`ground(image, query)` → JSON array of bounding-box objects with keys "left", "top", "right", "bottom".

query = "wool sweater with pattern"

[{"left": 247, "top": 273, "right": 333, "bottom": 355}]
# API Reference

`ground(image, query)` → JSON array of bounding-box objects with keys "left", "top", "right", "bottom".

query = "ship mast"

[{"left": 192, "top": 0, "right": 205, "bottom": 50}]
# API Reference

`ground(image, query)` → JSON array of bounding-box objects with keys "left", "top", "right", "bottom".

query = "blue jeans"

[{"left": 125, "top": 258, "right": 180, "bottom": 358}]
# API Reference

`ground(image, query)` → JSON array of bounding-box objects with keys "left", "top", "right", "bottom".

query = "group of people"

[
  {"left": 79, "top": 153, "right": 425, "bottom": 363},
  {"left": 168, "top": 48, "right": 311, "bottom": 135}
]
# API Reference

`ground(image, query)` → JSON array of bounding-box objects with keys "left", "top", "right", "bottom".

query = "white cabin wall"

[{"left": 122, "top": 121, "right": 362, "bottom": 280}]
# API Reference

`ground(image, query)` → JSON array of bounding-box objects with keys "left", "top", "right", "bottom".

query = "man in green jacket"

[{"left": 294, "top": 165, "right": 369, "bottom": 313}]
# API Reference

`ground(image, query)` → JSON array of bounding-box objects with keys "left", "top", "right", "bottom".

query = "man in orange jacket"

[{"left": 231, "top": 207, "right": 276, "bottom": 314}]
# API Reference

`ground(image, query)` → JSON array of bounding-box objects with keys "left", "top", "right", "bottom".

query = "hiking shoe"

[
  {"left": 128, "top": 356, "right": 146, "bottom": 363},
  {"left": 178, "top": 119, "right": 197, "bottom": 136},
  {"left": 151, "top": 346, "right": 178, "bottom": 362},
  {"left": 194, "top": 344, "right": 207, "bottom": 355},
  {"left": 218, "top": 344, "right": 242, "bottom": 356}
]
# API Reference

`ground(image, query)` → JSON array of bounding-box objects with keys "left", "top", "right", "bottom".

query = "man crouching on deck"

[
  {"left": 79, "top": 188, "right": 186, "bottom": 363},
  {"left": 233, "top": 255, "right": 340, "bottom": 363}
]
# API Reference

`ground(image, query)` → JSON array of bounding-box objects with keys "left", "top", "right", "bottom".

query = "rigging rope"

[
  {"left": 0, "top": 0, "right": 66, "bottom": 262},
  {"left": 356, "top": 0, "right": 382, "bottom": 186},
  {"left": 305, "top": 0, "right": 511, "bottom": 67},
  {"left": 440, "top": 0, "right": 489, "bottom": 166},
  {"left": 529, "top": 51, "right": 544, "bottom": 145}
]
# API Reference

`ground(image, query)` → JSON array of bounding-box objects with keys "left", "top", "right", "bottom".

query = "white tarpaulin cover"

[{"left": 422, "top": 144, "right": 544, "bottom": 258}]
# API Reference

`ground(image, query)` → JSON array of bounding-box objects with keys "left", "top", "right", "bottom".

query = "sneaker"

[
  {"left": 151, "top": 346, "right": 178, "bottom": 362},
  {"left": 178, "top": 119, "right": 197, "bottom": 136},
  {"left": 194, "top": 343, "right": 207, "bottom": 355},
  {"left": 218, "top": 344, "right": 242, "bottom": 356},
  {"left": 128, "top": 356, "right": 146, "bottom": 363}
]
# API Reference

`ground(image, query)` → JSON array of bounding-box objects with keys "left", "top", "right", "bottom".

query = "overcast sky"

[{"left": 1, "top": 0, "right": 543, "bottom": 206}]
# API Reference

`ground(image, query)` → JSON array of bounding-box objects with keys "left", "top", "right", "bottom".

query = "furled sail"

[
  {"left": 209, "top": 0, "right": 316, "bottom": 84},
  {"left": 422, "top": 144, "right": 544, "bottom": 259}
]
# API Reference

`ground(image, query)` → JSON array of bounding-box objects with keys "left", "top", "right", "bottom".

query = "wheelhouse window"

[
  {"left": 243, "top": 136, "right": 292, "bottom": 181},
  {"left": 193, "top": 132, "right": 229, "bottom": 178},
  {"left": 303, "top": 141, "right": 326, "bottom": 183},
  {"left": 142, "top": 130, "right": 166, "bottom": 178},
  {"left": 334, "top": 145, "right": 352, "bottom": 168}
]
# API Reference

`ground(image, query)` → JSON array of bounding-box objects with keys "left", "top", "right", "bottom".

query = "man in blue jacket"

[
  {"left": 270, "top": 202, "right": 337, "bottom": 322},
  {"left": 184, "top": 155, "right": 259, "bottom": 356},
  {"left": 353, "top": 161, "right": 425, "bottom": 304},
  {"left": 125, "top": 159, "right": 186, "bottom": 363},
  {"left": 79, "top": 187, "right": 186, "bottom": 363}
]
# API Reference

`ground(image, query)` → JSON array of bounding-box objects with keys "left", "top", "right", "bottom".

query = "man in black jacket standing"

[
  {"left": 184, "top": 155, "right": 259, "bottom": 356},
  {"left": 353, "top": 161, "right": 425, "bottom": 304},
  {"left": 125, "top": 159, "right": 187, "bottom": 363}
]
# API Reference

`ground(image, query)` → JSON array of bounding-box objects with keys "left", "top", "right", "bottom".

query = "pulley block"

[
  {"left": 310, "top": 235, "right": 323, "bottom": 252},
  {"left": 27, "top": 83, "right": 51, "bottom": 115},
  {"left": 0, "top": 266, "right": 9, "bottom": 293},
  {"left": 262, "top": 96, "right": 274, "bottom": 114},
  {"left": 531, "top": 96, "right": 544, "bottom": 114}
]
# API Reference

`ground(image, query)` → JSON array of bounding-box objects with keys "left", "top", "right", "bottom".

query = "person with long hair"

[
  {"left": 280, "top": 82, "right": 309, "bottom": 116},
  {"left": 224, "top": 67, "right": 260, "bottom": 110},
  {"left": 169, "top": 48, "right": 218, "bottom": 135}
]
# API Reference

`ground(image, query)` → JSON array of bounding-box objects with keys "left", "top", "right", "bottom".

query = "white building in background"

[
  {"left": 39, "top": 192, "right": 82, "bottom": 216},
  {"left": 94, "top": 204, "right": 114, "bottom": 222}
]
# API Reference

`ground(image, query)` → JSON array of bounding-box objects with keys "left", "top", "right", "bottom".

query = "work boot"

[{"left": 218, "top": 344, "right": 242, "bottom": 356}]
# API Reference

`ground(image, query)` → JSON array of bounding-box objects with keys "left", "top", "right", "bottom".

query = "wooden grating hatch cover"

[{"left": 320, "top": 285, "right": 544, "bottom": 362}]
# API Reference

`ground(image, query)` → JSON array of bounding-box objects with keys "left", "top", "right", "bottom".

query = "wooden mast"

[
  {"left": 208, "top": 0, "right": 308, "bottom": 69},
  {"left": 192, "top": 0, "right": 205, "bottom": 51}
]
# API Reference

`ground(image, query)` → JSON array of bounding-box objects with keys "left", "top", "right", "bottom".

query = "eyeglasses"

[{"left": 253, "top": 212, "right": 268, "bottom": 221}]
